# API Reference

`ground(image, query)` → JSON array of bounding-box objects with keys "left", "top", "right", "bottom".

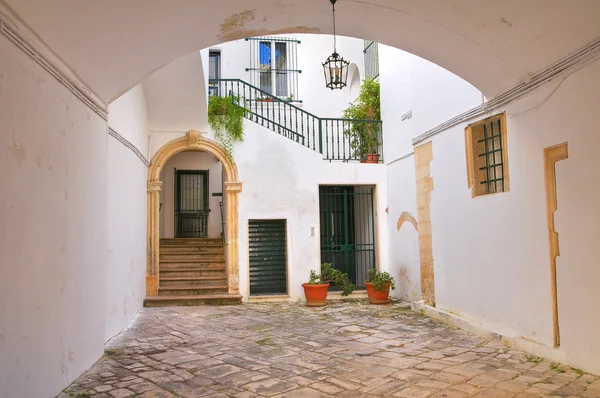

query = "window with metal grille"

[
  {"left": 465, "top": 112, "right": 510, "bottom": 197},
  {"left": 246, "top": 36, "right": 300, "bottom": 102},
  {"left": 364, "top": 40, "right": 379, "bottom": 80}
]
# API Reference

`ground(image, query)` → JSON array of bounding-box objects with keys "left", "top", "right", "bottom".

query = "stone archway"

[{"left": 146, "top": 130, "right": 242, "bottom": 297}]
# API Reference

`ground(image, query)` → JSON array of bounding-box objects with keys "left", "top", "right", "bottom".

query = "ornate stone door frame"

[{"left": 146, "top": 130, "right": 242, "bottom": 296}]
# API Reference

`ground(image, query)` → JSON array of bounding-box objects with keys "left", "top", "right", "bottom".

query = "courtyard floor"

[{"left": 60, "top": 301, "right": 600, "bottom": 398}]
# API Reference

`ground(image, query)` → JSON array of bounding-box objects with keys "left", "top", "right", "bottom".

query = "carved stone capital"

[
  {"left": 147, "top": 180, "right": 163, "bottom": 192},
  {"left": 225, "top": 181, "right": 243, "bottom": 193},
  {"left": 187, "top": 130, "right": 207, "bottom": 149}
]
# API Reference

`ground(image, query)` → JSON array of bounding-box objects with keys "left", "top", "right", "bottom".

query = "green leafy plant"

[
  {"left": 571, "top": 367, "right": 584, "bottom": 375},
  {"left": 366, "top": 268, "right": 396, "bottom": 292},
  {"left": 308, "top": 263, "right": 355, "bottom": 296},
  {"left": 526, "top": 354, "right": 544, "bottom": 363},
  {"left": 342, "top": 78, "right": 381, "bottom": 160},
  {"left": 208, "top": 95, "right": 245, "bottom": 157},
  {"left": 550, "top": 362, "right": 566, "bottom": 373}
]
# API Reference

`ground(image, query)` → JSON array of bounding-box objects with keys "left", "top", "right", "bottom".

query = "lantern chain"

[{"left": 332, "top": 0, "right": 337, "bottom": 54}]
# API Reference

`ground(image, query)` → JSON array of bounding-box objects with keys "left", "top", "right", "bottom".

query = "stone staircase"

[{"left": 143, "top": 238, "right": 242, "bottom": 307}]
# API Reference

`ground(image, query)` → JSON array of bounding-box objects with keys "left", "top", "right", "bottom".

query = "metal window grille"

[
  {"left": 246, "top": 36, "right": 300, "bottom": 102},
  {"left": 475, "top": 117, "right": 505, "bottom": 194},
  {"left": 174, "top": 170, "right": 210, "bottom": 238},
  {"left": 319, "top": 185, "right": 376, "bottom": 289},
  {"left": 364, "top": 40, "right": 379, "bottom": 80}
]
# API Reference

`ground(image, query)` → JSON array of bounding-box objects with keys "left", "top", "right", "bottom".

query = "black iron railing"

[
  {"left": 209, "top": 79, "right": 383, "bottom": 163},
  {"left": 219, "top": 201, "right": 225, "bottom": 245}
]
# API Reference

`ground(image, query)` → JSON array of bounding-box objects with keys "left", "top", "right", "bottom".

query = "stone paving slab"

[{"left": 60, "top": 301, "right": 599, "bottom": 397}]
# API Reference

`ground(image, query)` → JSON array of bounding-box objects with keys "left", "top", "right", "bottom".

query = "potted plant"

[
  {"left": 302, "top": 263, "right": 355, "bottom": 307},
  {"left": 342, "top": 78, "right": 381, "bottom": 163},
  {"left": 365, "top": 268, "right": 396, "bottom": 304},
  {"left": 208, "top": 95, "right": 245, "bottom": 157}
]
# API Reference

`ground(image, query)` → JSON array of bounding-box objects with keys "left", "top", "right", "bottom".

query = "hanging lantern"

[{"left": 323, "top": 0, "right": 349, "bottom": 90}]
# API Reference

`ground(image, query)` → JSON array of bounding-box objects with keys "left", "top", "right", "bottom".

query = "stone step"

[
  {"left": 160, "top": 268, "right": 226, "bottom": 278},
  {"left": 159, "top": 276, "right": 227, "bottom": 287},
  {"left": 160, "top": 238, "right": 222, "bottom": 246},
  {"left": 159, "top": 253, "right": 225, "bottom": 261},
  {"left": 159, "top": 261, "right": 225, "bottom": 269},
  {"left": 160, "top": 245, "right": 224, "bottom": 253},
  {"left": 144, "top": 294, "right": 242, "bottom": 307},
  {"left": 158, "top": 286, "right": 228, "bottom": 296}
]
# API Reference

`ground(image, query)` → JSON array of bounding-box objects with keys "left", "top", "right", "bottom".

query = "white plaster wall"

[
  {"left": 202, "top": 34, "right": 365, "bottom": 118},
  {"left": 427, "top": 59, "right": 600, "bottom": 374},
  {"left": 386, "top": 158, "right": 421, "bottom": 301},
  {"left": 0, "top": 35, "right": 107, "bottom": 398},
  {"left": 105, "top": 85, "right": 148, "bottom": 342},
  {"left": 159, "top": 151, "right": 224, "bottom": 239},
  {"left": 380, "top": 45, "right": 483, "bottom": 302},
  {"left": 234, "top": 120, "right": 389, "bottom": 301},
  {"left": 380, "top": 44, "right": 483, "bottom": 162},
  {"left": 142, "top": 51, "right": 208, "bottom": 136}
]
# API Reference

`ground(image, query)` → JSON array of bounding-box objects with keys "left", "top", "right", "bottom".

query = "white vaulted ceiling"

[{"left": 3, "top": 0, "right": 600, "bottom": 103}]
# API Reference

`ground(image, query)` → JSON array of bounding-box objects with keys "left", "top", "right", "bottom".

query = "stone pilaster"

[
  {"left": 224, "top": 181, "right": 242, "bottom": 295},
  {"left": 414, "top": 142, "right": 435, "bottom": 306},
  {"left": 146, "top": 180, "right": 163, "bottom": 296}
]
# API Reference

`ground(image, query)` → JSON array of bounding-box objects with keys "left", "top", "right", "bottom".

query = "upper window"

[
  {"left": 247, "top": 37, "right": 300, "bottom": 102},
  {"left": 364, "top": 40, "right": 379, "bottom": 80},
  {"left": 465, "top": 112, "right": 510, "bottom": 197},
  {"left": 208, "top": 50, "right": 221, "bottom": 96}
]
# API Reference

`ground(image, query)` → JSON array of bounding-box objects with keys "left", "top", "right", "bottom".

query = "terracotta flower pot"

[
  {"left": 360, "top": 153, "right": 379, "bottom": 164},
  {"left": 366, "top": 282, "right": 391, "bottom": 304},
  {"left": 302, "top": 283, "right": 330, "bottom": 307}
]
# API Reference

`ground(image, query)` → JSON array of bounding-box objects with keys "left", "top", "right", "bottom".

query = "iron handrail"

[
  {"left": 219, "top": 201, "right": 225, "bottom": 245},
  {"left": 212, "top": 78, "right": 316, "bottom": 116},
  {"left": 210, "top": 78, "right": 383, "bottom": 162}
]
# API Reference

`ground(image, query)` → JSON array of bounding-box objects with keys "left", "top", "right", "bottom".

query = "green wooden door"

[{"left": 249, "top": 220, "right": 287, "bottom": 295}]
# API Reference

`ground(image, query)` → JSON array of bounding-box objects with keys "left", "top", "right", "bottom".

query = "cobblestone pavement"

[{"left": 60, "top": 301, "right": 600, "bottom": 398}]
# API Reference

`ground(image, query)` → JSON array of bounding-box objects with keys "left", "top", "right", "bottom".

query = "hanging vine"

[{"left": 208, "top": 95, "right": 245, "bottom": 157}]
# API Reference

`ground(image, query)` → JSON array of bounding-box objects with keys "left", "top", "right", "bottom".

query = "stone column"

[
  {"left": 224, "top": 181, "right": 242, "bottom": 295},
  {"left": 146, "top": 180, "right": 163, "bottom": 296}
]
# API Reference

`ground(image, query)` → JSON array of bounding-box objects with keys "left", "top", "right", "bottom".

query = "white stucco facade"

[
  {"left": 105, "top": 85, "right": 149, "bottom": 342},
  {"left": 379, "top": 44, "right": 600, "bottom": 374},
  {"left": 235, "top": 121, "right": 389, "bottom": 300},
  {"left": 0, "top": 34, "right": 108, "bottom": 398},
  {"left": 424, "top": 59, "right": 600, "bottom": 374},
  {"left": 151, "top": 34, "right": 388, "bottom": 301},
  {"left": 2, "top": 1, "right": 600, "bottom": 394}
]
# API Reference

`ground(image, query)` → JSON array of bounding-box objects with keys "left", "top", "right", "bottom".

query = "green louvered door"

[{"left": 249, "top": 220, "right": 288, "bottom": 295}]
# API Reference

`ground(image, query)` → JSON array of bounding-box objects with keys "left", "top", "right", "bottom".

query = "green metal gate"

[
  {"left": 249, "top": 220, "right": 288, "bottom": 295},
  {"left": 319, "top": 186, "right": 376, "bottom": 288},
  {"left": 175, "top": 169, "right": 209, "bottom": 238}
]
